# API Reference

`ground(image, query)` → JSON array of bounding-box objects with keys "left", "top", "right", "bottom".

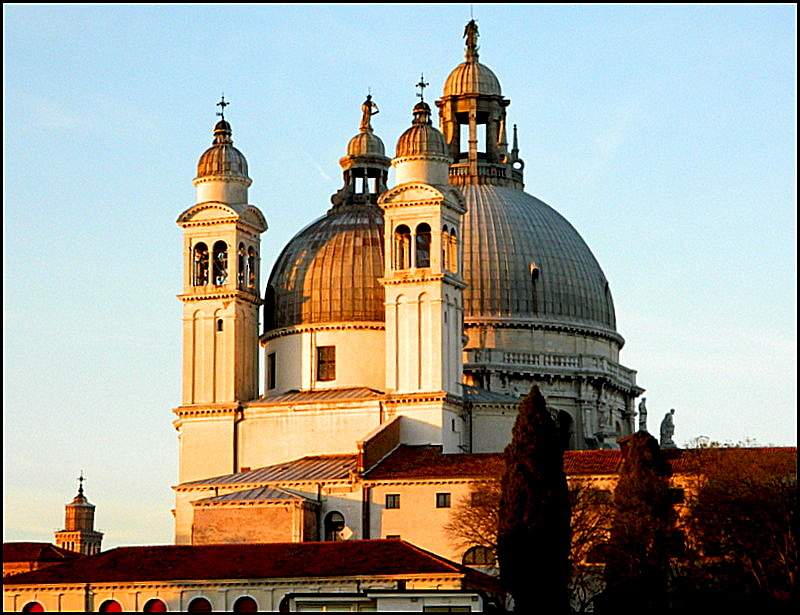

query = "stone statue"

[
  {"left": 464, "top": 19, "right": 479, "bottom": 52},
  {"left": 660, "top": 408, "right": 676, "bottom": 449},
  {"left": 638, "top": 397, "right": 648, "bottom": 432},
  {"left": 360, "top": 95, "right": 379, "bottom": 132}
]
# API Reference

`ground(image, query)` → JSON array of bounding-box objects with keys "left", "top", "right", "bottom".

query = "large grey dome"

[
  {"left": 265, "top": 205, "right": 385, "bottom": 330},
  {"left": 461, "top": 185, "right": 615, "bottom": 330}
]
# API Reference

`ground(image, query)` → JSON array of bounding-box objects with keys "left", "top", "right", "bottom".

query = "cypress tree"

[
  {"left": 497, "top": 385, "right": 572, "bottom": 612},
  {"left": 601, "top": 431, "right": 673, "bottom": 610}
]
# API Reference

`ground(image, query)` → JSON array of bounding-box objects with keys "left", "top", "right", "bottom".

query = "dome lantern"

[
  {"left": 394, "top": 79, "right": 451, "bottom": 186},
  {"left": 436, "top": 20, "right": 522, "bottom": 188},
  {"left": 194, "top": 96, "right": 252, "bottom": 205},
  {"left": 332, "top": 95, "right": 391, "bottom": 209}
]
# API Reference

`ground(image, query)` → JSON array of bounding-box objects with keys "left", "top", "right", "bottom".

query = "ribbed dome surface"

[
  {"left": 196, "top": 121, "right": 249, "bottom": 180},
  {"left": 267, "top": 206, "right": 385, "bottom": 329},
  {"left": 396, "top": 103, "right": 449, "bottom": 158},
  {"left": 460, "top": 185, "right": 616, "bottom": 329},
  {"left": 443, "top": 61, "right": 502, "bottom": 97},
  {"left": 347, "top": 131, "right": 386, "bottom": 157}
]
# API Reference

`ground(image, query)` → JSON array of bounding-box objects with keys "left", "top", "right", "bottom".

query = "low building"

[
  {"left": 3, "top": 543, "right": 84, "bottom": 578},
  {"left": 3, "top": 540, "right": 502, "bottom": 612}
]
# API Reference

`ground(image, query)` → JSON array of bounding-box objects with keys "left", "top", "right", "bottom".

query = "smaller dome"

[
  {"left": 395, "top": 101, "right": 449, "bottom": 159},
  {"left": 347, "top": 130, "right": 386, "bottom": 157},
  {"left": 196, "top": 120, "right": 250, "bottom": 180},
  {"left": 443, "top": 61, "right": 502, "bottom": 97}
]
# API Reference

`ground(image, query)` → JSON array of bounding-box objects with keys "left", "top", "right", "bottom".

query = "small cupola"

[
  {"left": 332, "top": 95, "right": 391, "bottom": 209},
  {"left": 394, "top": 79, "right": 450, "bottom": 186},
  {"left": 194, "top": 96, "right": 252, "bottom": 205}
]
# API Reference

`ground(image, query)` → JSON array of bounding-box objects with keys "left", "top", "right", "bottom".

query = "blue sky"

[{"left": 3, "top": 4, "right": 796, "bottom": 548}]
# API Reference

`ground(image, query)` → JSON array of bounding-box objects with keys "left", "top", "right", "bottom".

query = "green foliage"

[
  {"left": 601, "top": 431, "right": 673, "bottom": 609},
  {"left": 497, "top": 385, "right": 571, "bottom": 612}
]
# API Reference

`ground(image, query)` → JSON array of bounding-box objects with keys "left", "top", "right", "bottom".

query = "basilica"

[{"left": 172, "top": 20, "right": 642, "bottom": 559}]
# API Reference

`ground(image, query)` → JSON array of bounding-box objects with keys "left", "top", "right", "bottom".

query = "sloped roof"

[
  {"left": 181, "top": 454, "right": 358, "bottom": 487},
  {"left": 3, "top": 542, "right": 84, "bottom": 564},
  {"left": 252, "top": 387, "right": 384, "bottom": 405},
  {"left": 194, "top": 486, "right": 314, "bottom": 504},
  {"left": 364, "top": 445, "right": 502, "bottom": 480},
  {"left": 4, "top": 540, "right": 500, "bottom": 592},
  {"left": 362, "top": 445, "right": 796, "bottom": 481}
]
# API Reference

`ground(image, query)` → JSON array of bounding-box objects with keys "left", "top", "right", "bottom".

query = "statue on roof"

[
  {"left": 360, "top": 94, "right": 379, "bottom": 132},
  {"left": 638, "top": 397, "right": 648, "bottom": 432},
  {"left": 660, "top": 408, "right": 676, "bottom": 449},
  {"left": 464, "top": 19, "right": 479, "bottom": 59}
]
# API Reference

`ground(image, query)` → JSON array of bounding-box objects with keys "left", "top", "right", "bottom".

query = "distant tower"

[
  {"left": 378, "top": 91, "right": 467, "bottom": 451},
  {"left": 54, "top": 474, "right": 103, "bottom": 556},
  {"left": 174, "top": 99, "right": 268, "bottom": 483}
]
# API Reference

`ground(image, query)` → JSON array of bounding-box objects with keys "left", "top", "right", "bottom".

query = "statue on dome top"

[
  {"left": 464, "top": 19, "right": 479, "bottom": 59},
  {"left": 360, "top": 94, "right": 379, "bottom": 132}
]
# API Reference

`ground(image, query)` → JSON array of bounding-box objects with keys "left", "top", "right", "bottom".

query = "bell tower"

[
  {"left": 54, "top": 474, "right": 103, "bottom": 556},
  {"left": 174, "top": 99, "right": 267, "bottom": 483},
  {"left": 379, "top": 90, "right": 467, "bottom": 452}
]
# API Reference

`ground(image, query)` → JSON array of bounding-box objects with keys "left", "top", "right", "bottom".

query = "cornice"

[
  {"left": 464, "top": 317, "right": 625, "bottom": 346},
  {"left": 261, "top": 322, "right": 385, "bottom": 343},
  {"left": 178, "top": 289, "right": 262, "bottom": 305}
]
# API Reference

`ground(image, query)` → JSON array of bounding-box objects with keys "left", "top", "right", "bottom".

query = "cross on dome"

[
  {"left": 216, "top": 94, "right": 229, "bottom": 119},
  {"left": 416, "top": 74, "right": 429, "bottom": 102}
]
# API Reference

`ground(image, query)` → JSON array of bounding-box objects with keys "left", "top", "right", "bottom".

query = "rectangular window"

[
  {"left": 436, "top": 493, "right": 451, "bottom": 508},
  {"left": 385, "top": 494, "right": 400, "bottom": 509},
  {"left": 316, "top": 346, "right": 336, "bottom": 382},
  {"left": 267, "top": 352, "right": 276, "bottom": 390}
]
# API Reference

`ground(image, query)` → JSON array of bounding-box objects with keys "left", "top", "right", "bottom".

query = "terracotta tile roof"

[
  {"left": 3, "top": 542, "right": 84, "bottom": 564},
  {"left": 181, "top": 454, "right": 358, "bottom": 487},
  {"left": 564, "top": 450, "right": 622, "bottom": 475},
  {"left": 3, "top": 540, "right": 499, "bottom": 591},
  {"left": 364, "top": 446, "right": 503, "bottom": 480},
  {"left": 363, "top": 445, "right": 796, "bottom": 481}
]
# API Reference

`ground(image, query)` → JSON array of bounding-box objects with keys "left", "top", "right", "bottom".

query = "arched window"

[
  {"left": 99, "top": 600, "right": 123, "bottom": 612},
  {"left": 415, "top": 223, "right": 431, "bottom": 268},
  {"left": 143, "top": 598, "right": 167, "bottom": 612},
  {"left": 233, "top": 596, "right": 258, "bottom": 612},
  {"left": 449, "top": 228, "right": 458, "bottom": 273},
  {"left": 187, "top": 598, "right": 212, "bottom": 612},
  {"left": 238, "top": 243, "right": 247, "bottom": 289},
  {"left": 193, "top": 243, "right": 209, "bottom": 286},
  {"left": 557, "top": 410, "right": 573, "bottom": 451},
  {"left": 264, "top": 285, "right": 276, "bottom": 332},
  {"left": 212, "top": 241, "right": 228, "bottom": 285},
  {"left": 21, "top": 603, "right": 44, "bottom": 613},
  {"left": 248, "top": 247, "right": 257, "bottom": 290},
  {"left": 462, "top": 546, "right": 496, "bottom": 566},
  {"left": 442, "top": 226, "right": 450, "bottom": 271},
  {"left": 324, "top": 511, "right": 345, "bottom": 541},
  {"left": 394, "top": 225, "right": 411, "bottom": 270}
]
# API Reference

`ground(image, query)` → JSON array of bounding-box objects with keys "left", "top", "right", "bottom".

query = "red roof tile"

[
  {"left": 363, "top": 445, "right": 795, "bottom": 481},
  {"left": 3, "top": 542, "right": 84, "bottom": 564},
  {"left": 4, "top": 540, "right": 498, "bottom": 591}
]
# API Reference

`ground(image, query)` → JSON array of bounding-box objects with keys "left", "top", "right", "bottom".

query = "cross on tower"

[
  {"left": 77, "top": 471, "right": 85, "bottom": 495},
  {"left": 416, "top": 74, "right": 429, "bottom": 102},
  {"left": 216, "top": 94, "right": 229, "bottom": 119}
]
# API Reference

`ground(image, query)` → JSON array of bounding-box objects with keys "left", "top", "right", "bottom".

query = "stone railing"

[
  {"left": 465, "top": 349, "right": 638, "bottom": 387},
  {"left": 448, "top": 162, "right": 523, "bottom": 188}
]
